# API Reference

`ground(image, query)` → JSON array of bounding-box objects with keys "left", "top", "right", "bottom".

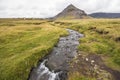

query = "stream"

[{"left": 29, "top": 29, "right": 83, "bottom": 80}]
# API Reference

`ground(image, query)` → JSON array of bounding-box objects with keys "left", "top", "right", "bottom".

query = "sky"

[{"left": 0, "top": 0, "right": 120, "bottom": 18}]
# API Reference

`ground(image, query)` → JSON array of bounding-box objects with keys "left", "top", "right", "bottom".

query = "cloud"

[{"left": 0, "top": 0, "right": 120, "bottom": 18}]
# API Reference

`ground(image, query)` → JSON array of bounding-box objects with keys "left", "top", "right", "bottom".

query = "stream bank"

[{"left": 29, "top": 29, "right": 83, "bottom": 80}]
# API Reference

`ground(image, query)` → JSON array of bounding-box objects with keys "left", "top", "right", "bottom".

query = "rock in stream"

[{"left": 29, "top": 29, "right": 83, "bottom": 80}]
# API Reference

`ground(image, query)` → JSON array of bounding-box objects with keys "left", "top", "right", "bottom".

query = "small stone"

[
  {"left": 85, "top": 58, "right": 89, "bottom": 61},
  {"left": 94, "top": 64, "right": 98, "bottom": 70},
  {"left": 91, "top": 60, "right": 95, "bottom": 63},
  {"left": 96, "top": 71, "right": 99, "bottom": 74}
]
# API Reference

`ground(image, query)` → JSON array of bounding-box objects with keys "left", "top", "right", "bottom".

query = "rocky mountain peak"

[
  {"left": 66, "top": 4, "right": 76, "bottom": 9},
  {"left": 54, "top": 4, "right": 89, "bottom": 19}
]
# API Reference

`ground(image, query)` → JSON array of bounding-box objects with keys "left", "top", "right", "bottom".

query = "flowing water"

[{"left": 29, "top": 29, "right": 83, "bottom": 80}]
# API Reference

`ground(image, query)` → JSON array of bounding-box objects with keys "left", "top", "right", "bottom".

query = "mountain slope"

[
  {"left": 89, "top": 12, "right": 120, "bottom": 18},
  {"left": 54, "top": 4, "right": 90, "bottom": 19}
]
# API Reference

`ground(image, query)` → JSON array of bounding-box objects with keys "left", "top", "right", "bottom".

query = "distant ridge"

[
  {"left": 89, "top": 12, "right": 120, "bottom": 18},
  {"left": 54, "top": 4, "right": 90, "bottom": 19}
]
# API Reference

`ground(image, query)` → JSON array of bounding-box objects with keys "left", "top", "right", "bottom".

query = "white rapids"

[{"left": 36, "top": 60, "right": 60, "bottom": 80}]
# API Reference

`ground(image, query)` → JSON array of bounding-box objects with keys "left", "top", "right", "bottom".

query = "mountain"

[
  {"left": 54, "top": 4, "right": 90, "bottom": 19},
  {"left": 89, "top": 12, "right": 120, "bottom": 18}
]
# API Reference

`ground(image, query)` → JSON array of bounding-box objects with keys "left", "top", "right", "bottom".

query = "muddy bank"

[
  {"left": 68, "top": 52, "right": 120, "bottom": 80},
  {"left": 28, "top": 29, "right": 83, "bottom": 80}
]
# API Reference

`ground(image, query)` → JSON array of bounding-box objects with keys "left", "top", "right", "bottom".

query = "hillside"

[
  {"left": 89, "top": 12, "right": 120, "bottom": 18},
  {"left": 54, "top": 4, "right": 90, "bottom": 19}
]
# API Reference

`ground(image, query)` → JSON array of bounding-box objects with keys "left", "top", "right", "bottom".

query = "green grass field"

[
  {"left": 0, "top": 19, "right": 67, "bottom": 80},
  {"left": 0, "top": 19, "right": 120, "bottom": 80}
]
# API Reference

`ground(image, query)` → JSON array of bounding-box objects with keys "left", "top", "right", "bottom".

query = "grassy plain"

[
  {"left": 0, "top": 19, "right": 67, "bottom": 80},
  {"left": 0, "top": 19, "right": 120, "bottom": 80}
]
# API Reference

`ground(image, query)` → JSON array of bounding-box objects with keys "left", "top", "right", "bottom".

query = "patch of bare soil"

[{"left": 69, "top": 51, "right": 120, "bottom": 80}]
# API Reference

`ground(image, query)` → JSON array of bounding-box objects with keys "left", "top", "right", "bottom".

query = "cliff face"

[{"left": 54, "top": 4, "right": 89, "bottom": 19}]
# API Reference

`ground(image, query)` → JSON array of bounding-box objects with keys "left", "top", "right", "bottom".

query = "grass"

[
  {"left": 68, "top": 72, "right": 96, "bottom": 80},
  {"left": 0, "top": 19, "right": 67, "bottom": 80},
  {"left": 53, "top": 19, "right": 120, "bottom": 80},
  {"left": 0, "top": 18, "right": 120, "bottom": 80}
]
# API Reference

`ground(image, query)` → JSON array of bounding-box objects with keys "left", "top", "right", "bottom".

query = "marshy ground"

[{"left": 0, "top": 19, "right": 120, "bottom": 80}]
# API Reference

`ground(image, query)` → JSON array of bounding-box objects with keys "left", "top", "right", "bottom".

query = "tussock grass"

[{"left": 0, "top": 19, "right": 67, "bottom": 80}]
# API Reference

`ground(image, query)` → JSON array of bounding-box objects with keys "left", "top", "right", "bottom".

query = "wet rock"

[
  {"left": 58, "top": 71, "right": 68, "bottom": 80},
  {"left": 91, "top": 60, "right": 95, "bottom": 65}
]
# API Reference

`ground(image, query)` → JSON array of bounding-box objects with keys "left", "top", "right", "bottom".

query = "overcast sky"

[{"left": 0, "top": 0, "right": 120, "bottom": 18}]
